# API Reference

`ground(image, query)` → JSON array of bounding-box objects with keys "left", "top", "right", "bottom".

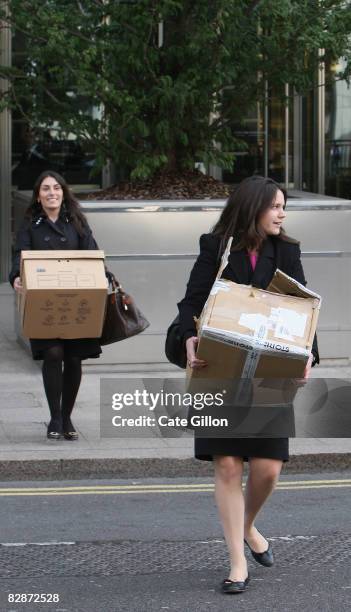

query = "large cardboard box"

[
  {"left": 188, "top": 268, "right": 321, "bottom": 389},
  {"left": 186, "top": 239, "right": 322, "bottom": 431},
  {"left": 19, "top": 250, "right": 108, "bottom": 339}
]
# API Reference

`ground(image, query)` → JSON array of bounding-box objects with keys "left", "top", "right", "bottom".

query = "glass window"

[
  {"left": 11, "top": 31, "right": 102, "bottom": 190},
  {"left": 325, "top": 58, "right": 351, "bottom": 198},
  {"left": 222, "top": 102, "right": 265, "bottom": 184},
  {"left": 267, "top": 89, "right": 286, "bottom": 184},
  {"left": 301, "top": 91, "right": 316, "bottom": 192}
]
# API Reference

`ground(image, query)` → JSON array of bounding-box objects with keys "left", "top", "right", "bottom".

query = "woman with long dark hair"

[
  {"left": 9, "top": 170, "right": 104, "bottom": 441},
  {"left": 178, "top": 175, "right": 319, "bottom": 594}
]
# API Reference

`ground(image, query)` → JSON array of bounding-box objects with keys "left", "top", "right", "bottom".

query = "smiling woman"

[
  {"left": 38, "top": 176, "right": 64, "bottom": 221},
  {"left": 9, "top": 170, "right": 105, "bottom": 442},
  {"left": 258, "top": 190, "right": 286, "bottom": 236}
]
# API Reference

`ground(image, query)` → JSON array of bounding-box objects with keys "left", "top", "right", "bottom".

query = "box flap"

[
  {"left": 267, "top": 269, "right": 321, "bottom": 304},
  {"left": 21, "top": 250, "right": 105, "bottom": 261}
]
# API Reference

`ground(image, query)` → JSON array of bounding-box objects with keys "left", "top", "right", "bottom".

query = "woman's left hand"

[
  {"left": 303, "top": 353, "right": 313, "bottom": 379},
  {"left": 13, "top": 276, "right": 23, "bottom": 293}
]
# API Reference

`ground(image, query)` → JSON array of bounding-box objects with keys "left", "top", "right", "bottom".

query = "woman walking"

[
  {"left": 9, "top": 170, "right": 104, "bottom": 441},
  {"left": 178, "top": 175, "right": 319, "bottom": 593}
]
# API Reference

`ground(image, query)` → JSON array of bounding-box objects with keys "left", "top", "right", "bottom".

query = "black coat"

[
  {"left": 9, "top": 212, "right": 103, "bottom": 361},
  {"left": 178, "top": 233, "right": 319, "bottom": 462},
  {"left": 9, "top": 213, "right": 99, "bottom": 286},
  {"left": 178, "top": 232, "right": 319, "bottom": 363}
]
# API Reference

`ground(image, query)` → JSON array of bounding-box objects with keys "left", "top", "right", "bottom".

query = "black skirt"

[
  {"left": 195, "top": 437, "right": 289, "bottom": 462},
  {"left": 30, "top": 337, "right": 102, "bottom": 361}
]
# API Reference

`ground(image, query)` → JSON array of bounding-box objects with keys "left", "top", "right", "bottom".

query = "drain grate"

[{"left": 0, "top": 534, "right": 350, "bottom": 578}]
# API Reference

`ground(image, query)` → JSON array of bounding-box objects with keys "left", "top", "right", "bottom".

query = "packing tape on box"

[
  {"left": 240, "top": 321, "right": 268, "bottom": 378},
  {"left": 239, "top": 308, "right": 308, "bottom": 343},
  {"left": 201, "top": 326, "right": 310, "bottom": 359}
]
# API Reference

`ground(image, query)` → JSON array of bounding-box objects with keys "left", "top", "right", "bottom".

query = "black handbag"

[
  {"left": 100, "top": 273, "right": 150, "bottom": 346},
  {"left": 165, "top": 314, "right": 187, "bottom": 369}
]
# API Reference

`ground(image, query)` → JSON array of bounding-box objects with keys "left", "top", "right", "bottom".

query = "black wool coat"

[
  {"left": 178, "top": 232, "right": 319, "bottom": 463},
  {"left": 9, "top": 212, "right": 103, "bottom": 361},
  {"left": 178, "top": 232, "right": 319, "bottom": 363},
  {"left": 9, "top": 212, "right": 99, "bottom": 286}
]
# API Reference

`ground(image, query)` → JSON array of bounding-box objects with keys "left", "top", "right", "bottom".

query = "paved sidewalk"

[{"left": 1, "top": 283, "right": 350, "bottom": 480}]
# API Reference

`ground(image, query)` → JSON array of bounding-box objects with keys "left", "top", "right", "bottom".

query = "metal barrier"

[{"left": 12, "top": 190, "right": 351, "bottom": 364}]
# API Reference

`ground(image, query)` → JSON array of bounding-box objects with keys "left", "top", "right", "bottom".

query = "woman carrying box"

[
  {"left": 178, "top": 175, "right": 319, "bottom": 594},
  {"left": 9, "top": 170, "right": 105, "bottom": 441}
]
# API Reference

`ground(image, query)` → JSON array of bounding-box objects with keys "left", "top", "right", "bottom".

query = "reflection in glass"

[
  {"left": 11, "top": 30, "right": 102, "bottom": 190},
  {"left": 301, "top": 91, "right": 316, "bottom": 192},
  {"left": 325, "top": 58, "right": 351, "bottom": 198},
  {"left": 267, "top": 88, "right": 285, "bottom": 184},
  {"left": 222, "top": 102, "right": 265, "bottom": 184}
]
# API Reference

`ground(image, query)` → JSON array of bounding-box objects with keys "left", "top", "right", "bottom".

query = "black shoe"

[
  {"left": 47, "top": 420, "right": 62, "bottom": 440},
  {"left": 245, "top": 533, "right": 274, "bottom": 567},
  {"left": 63, "top": 418, "right": 78, "bottom": 441},
  {"left": 222, "top": 573, "right": 250, "bottom": 594}
]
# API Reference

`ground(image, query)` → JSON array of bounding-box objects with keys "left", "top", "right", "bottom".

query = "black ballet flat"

[
  {"left": 47, "top": 421, "right": 62, "bottom": 440},
  {"left": 63, "top": 430, "right": 79, "bottom": 441},
  {"left": 245, "top": 534, "right": 274, "bottom": 567},
  {"left": 63, "top": 419, "right": 78, "bottom": 441},
  {"left": 222, "top": 574, "right": 250, "bottom": 594}
]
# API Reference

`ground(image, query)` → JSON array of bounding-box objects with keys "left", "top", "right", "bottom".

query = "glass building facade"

[
  {"left": 2, "top": 21, "right": 351, "bottom": 279},
  {"left": 223, "top": 80, "right": 342, "bottom": 194},
  {"left": 325, "top": 58, "right": 351, "bottom": 198},
  {"left": 4, "top": 25, "right": 351, "bottom": 195},
  {"left": 11, "top": 30, "right": 102, "bottom": 191}
]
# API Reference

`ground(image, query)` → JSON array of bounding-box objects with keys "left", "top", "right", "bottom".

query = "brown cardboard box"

[
  {"left": 188, "top": 269, "right": 321, "bottom": 391},
  {"left": 19, "top": 250, "right": 107, "bottom": 339}
]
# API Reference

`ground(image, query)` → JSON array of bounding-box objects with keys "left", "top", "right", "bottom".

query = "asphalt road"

[{"left": 0, "top": 472, "right": 350, "bottom": 612}]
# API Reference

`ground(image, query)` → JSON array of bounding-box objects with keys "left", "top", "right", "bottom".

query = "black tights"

[{"left": 42, "top": 345, "right": 82, "bottom": 430}]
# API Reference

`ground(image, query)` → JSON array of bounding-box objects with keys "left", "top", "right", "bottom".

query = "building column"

[
  {"left": 102, "top": 160, "right": 115, "bottom": 189},
  {"left": 263, "top": 81, "right": 269, "bottom": 177},
  {"left": 293, "top": 92, "right": 302, "bottom": 190},
  {"left": 0, "top": 2, "right": 12, "bottom": 282},
  {"left": 284, "top": 83, "right": 289, "bottom": 189},
  {"left": 317, "top": 48, "right": 325, "bottom": 194}
]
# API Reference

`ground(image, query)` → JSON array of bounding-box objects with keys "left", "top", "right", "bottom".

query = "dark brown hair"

[
  {"left": 213, "top": 175, "right": 297, "bottom": 254},
  {"left": 25, "top": 170, "right": 88, "bottom": 236}
]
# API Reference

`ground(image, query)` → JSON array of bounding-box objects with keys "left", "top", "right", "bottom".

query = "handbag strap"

[
  {"left": 107, "top": 271, "right": 122, "bottom": 293},
  {"left": 195, "top": 236, "right": 233, "bottom": 331},
  {"left": 216, "top": 236, "right": 233, "bottom": 281},
  {"left": 107, "top": 272, "right": 130, "bottom": 311}
]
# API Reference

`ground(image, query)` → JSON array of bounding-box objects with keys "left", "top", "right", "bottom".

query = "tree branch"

[{"left": 245, "top": 0, "right": 264, "bottom": 16}]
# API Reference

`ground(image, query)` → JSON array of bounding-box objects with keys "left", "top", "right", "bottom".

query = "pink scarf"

[{"left": 249, "top": 251, "right": 258, "bottom": 271}]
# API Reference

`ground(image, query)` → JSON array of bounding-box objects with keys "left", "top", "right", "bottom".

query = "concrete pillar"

[{"left": 317, "top": 48, "right": 325, "bottom": 194}]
